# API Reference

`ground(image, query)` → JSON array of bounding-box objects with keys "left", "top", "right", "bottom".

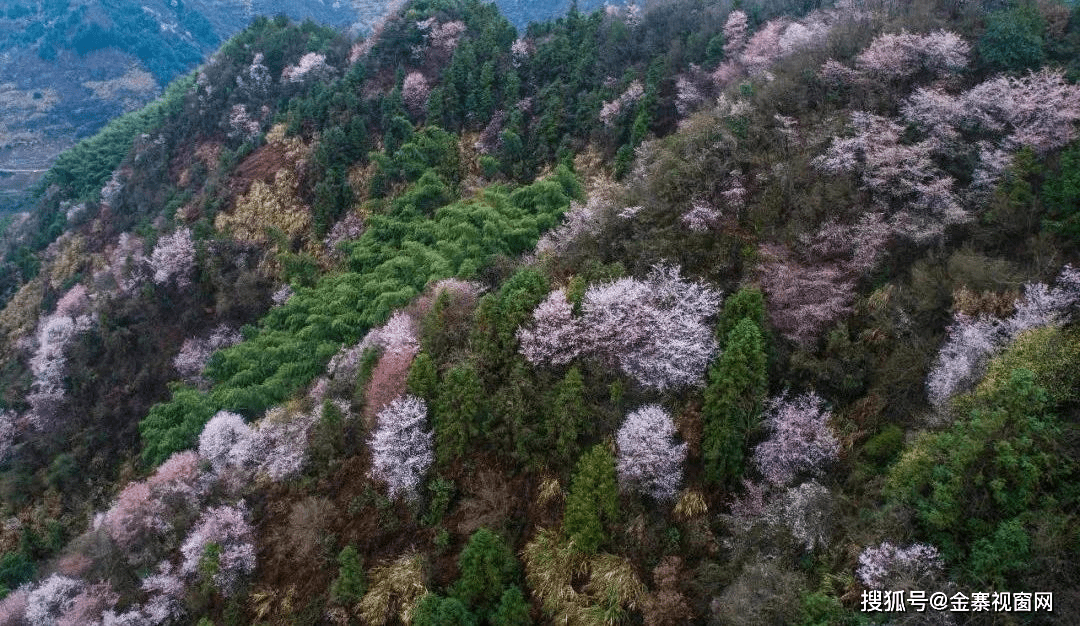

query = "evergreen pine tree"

[
  {"left": 434, "top": 363, "right": 485, "bottom": 465},
  {"left": 702, "top": 318, "right": 767, "bottom": 487},
  {"left": 564, "top": 444, "right": 619, "bottom": 554}
]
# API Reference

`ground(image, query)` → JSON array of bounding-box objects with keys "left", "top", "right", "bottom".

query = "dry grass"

[{"left": 358, "top": 552, "right": 427, "bottom": 625}]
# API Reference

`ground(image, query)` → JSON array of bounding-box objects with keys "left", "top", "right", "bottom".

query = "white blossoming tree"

[{"left": 616, "top": 405, "right": 687, "bottom": 501}]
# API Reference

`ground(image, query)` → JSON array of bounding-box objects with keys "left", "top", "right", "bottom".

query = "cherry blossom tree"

[
  {"left": 814, "top": 112, "right": 966, "bottom": 242},
  {"left": 26, "top": 574, "right": 84, "bottom": 626},
  {"left": 104, "top": 451, "right": 204, "bottom": 564},
  {"left": 56, "top": 582, "right": 118, "bottom": 626},
  {"left": 369, "top": 395, "right": 433, "bottom": 500},
  {"left": 197, "top": 411, "right": 254, "bottom": 473},
  {"left": 149, "top": 228, "right": 195, "bottom": 288},
  {"left": 179, "top": 504, "right": 256, "bottom": 596},
  {"left": 173, "top": 325, "right": 242, "bottom": 385},
  {"left": 757, "top": 244, "right": 854, "bottom": 347},
  {"left": 599, "top": 81, "right": 644, "bottom": 126},
  {"left": 854, "top": 30, "right": 968, "bottom": 80},
  {"left": 680, "top": 201, "right": 720, "bottom": 232},
  {"left": 518, "top": 264, "right": 722, "bottom": 391},
  {"left": 739, "top": 19, "right": 787, "bottom": 76},
  {"left": 856, "top": 542, "right": 943, "bottom": 589},
  {"left": 54, "top": 284, "right": 90, "bottom": 318},
  {"left": 616, "top": 405, "right": 687, "bottom": 501},
  {"left": 402, "top": 72, "right": 430, "bottom": 116},
  {"left": 26, "top": 305, "right": 94, "bottom": 430},
  {"left": 754, "top": 392, "right": 840, "bottom": 487},
  {"left": 0, "top": 584, "right": 30, "bottom": 625},
  {"left": 723, "top": 11, "right": 749, "bottom": 59},
  {"left": 927, "top": 266, "right": 1080, "bottom": 407},
  {"left": 103, "top": 561, "right": 187, "bottom": 624},
  {"left": 226, "top": 104, "right": 261, "bottom": 140},
  {"left": 777, "top": 481, "right": 833, "bottom": 551},
  {"left": 281, "top": 52, "right": 331, "bottom": 83},
  {"left": 101, "top": 233, "right": 148, "bottom": 294},
  {"left": 516, "top": 288, "right": 582, "bottom": 366},
  {"left": 961, "top": 69, "right": 1080, "bottom": 155}
]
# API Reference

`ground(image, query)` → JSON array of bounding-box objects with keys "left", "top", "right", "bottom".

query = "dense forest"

[{"left": 1, "top": 0, "right": 1080, "bottom": 623}]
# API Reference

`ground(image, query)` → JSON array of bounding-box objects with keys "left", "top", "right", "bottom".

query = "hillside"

[
  {"left": 0, "top": 0, "right": 626, "bottom": 211},
  {"left": 1, "top": 0, "right": 1080, "bottom": 624}
]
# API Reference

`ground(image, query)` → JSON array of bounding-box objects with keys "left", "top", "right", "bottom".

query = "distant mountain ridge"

[{"left": 0, "top": 0, "right": 627, "bottom": 211}]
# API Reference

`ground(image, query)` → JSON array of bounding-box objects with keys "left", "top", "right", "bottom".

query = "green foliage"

[
  {"left": 407, "top": 352, "right": 440, "bottom": 401},
  {"left": 716, "top": 287, "right": 767, "bottom": 343},
  {"left": 886, "top": 369, "right": 1063, "bottom": 584},
  {"left": 975, "top": 325, "right": 1080, "bottom": 407},
  {"left": 0, "top": 551, "right": 34, "bottom": 596},
  {"left": 490, "top": 586, "right": 532, "bottom": 626},
  {"left": 564, "top": 444, "right": 619, "bottom": 554},
  {"left": 451, "top": 528, "right": 521, "bottom": 619},
  {"left": 413, "top": 594, "right": 478, "bottom": 626},
  {"left": 702, "top": 318, "right": 767, "bottom": 487},
  {"left": 38, "top": 73, "right": 194, "bottom": 203},
  {"left": 1044, "top": 142, "right": 1080, "bottom": 243},
  {"left": 330, "top": 545, "right": 366, "bottom": 605},
  {"left": 423, "top": 477, "right": 455, "bottom": 526},
  {"left": 140, "top": 385, "right": 216, "bottom": 466},
  {"left": 860, "top": 424, "right": 904, "bottom": 469},
  {"left": 141, "top": 169, "right": 577, "bottom": 464},
  {"left": 197, "top": 542, "right": 222, "bottom": 593},
  {"left": 471, "top": 268, "right": 551, "bottom": 385},
  {"left": 434, "top": 362, "right": 485, "bottom": 465},
  {"left": 543, "top": 367, "right": 587, "bottom": 471},
  {"left": 979, "top": 2, "right": 1046, "bottom": 73}
]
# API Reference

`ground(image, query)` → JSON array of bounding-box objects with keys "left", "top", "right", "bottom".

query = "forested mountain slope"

[
  {"left": 0, "top": 0, "right": 627, "bottom": 211},
  {"left": 1, "top": 0, "right": 1080, "bottom": 624}
]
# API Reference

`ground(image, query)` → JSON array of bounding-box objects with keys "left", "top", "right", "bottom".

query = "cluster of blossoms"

[
  {"left": 99, "top": 233, "right": 148, "bottom": 294},
  {"left": 179, "top": 504, "right": 256, "bottom": 597},
  {"left": 197, "top": 406, "right": 330, "bottom": 483},
  {"left": 758, "top": 213, "right": 889, "bottom": 346},
  {"left": 510, "top": 37, "right": 533, "bottom": 66},
  {"left": 854, "top": 30, "right": 969, "bottom": 80},
  {"left": 518, "top": 264, "right": 722, "bottom": 391},
  {"left": 401, "top": 72, "right": 430, "bottom": 115},
  {"left": 680, "top": 200, "right": 721, "bottom": 232},
  {"left": 368, "top": 395, "right": 433, "bottom": 499},
  {"left": 927, "top": 266, "right": 1080, "bottom": 408},
  {"left": 616, "top": 405, "right": 687, "bottom": 501},
  {"left": 726, "top": 479, "right": 835, "bottom": 552},
  {"left": 416, "top": 17, "right": 467, "bottom": 54},
  {"left": 149, "top": 228, "right": 195, "bottom": 288},
  {"left": 102, "top": 451, "right": 206, "bottom": 566},
  {"left": 713, "top": 8, "right": 849, "bottom": 88},
  {"left": 25, "top": 287, "right": 96, "bottom": 430},
  {"left": 173, "top": 325, "right": 243, "bottom": 385},
  {"left": 535, "top": 180, "right": 621, "bottom": 256},
  {"left": 814, "top": 112, "right": 966, "bottom": 243},
  {"left": 754, "top": 392, "right": 840, "bottom": 487},
  {"left": 856, "top": 542, "right": 944, "bottom": 589},
  {"left": 226, "top": 104, "right": 262, "bottom": 140},
  {"left": 599, "top": 81, "right": 644, "bottom": 126},
  {"left": 235, "top": 52, "right": 271, "bottom": 97},
  {"left": 0, "top": 567, "right": 185, "bottom": 626},
  {"left": 281, "top": 52, "right": 331, "bottom": 83}
]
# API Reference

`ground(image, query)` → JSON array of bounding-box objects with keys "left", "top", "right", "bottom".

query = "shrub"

[
  {"left": 451, "top": 529, "right": 520, "bottom": 619},
  {"left": 330, "top": 545, "right": 366, "bottom": 605}
]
